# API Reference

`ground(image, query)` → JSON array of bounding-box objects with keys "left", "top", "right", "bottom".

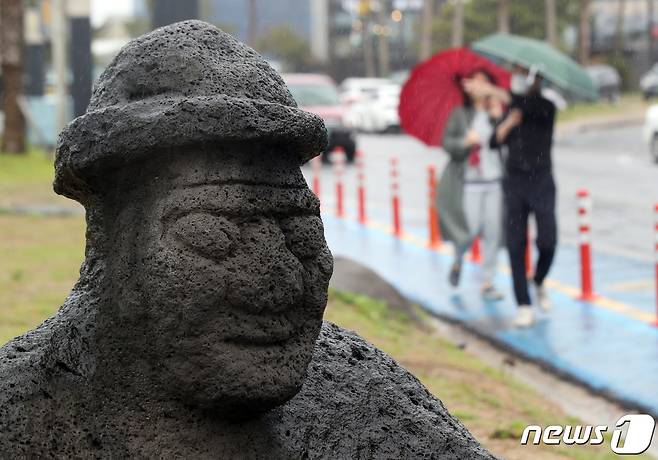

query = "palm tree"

[
  {"left": 419, "top": 0, "right": 434, "bottom": 60},
  {"left": 498, "top": 0, "right": 510, "bottom": 34},
  {"left": 578, "top": 0, "right": 591, "bottom": 65},
  {"left": 0, "top": 0, "right": 26, "bottom": 153},
  {"left": 614, "top": 0, "right": 626, "bottom": 53},
  {"left": 451, "top": 0, "right": 464, "bottom": 47},
  {"left": 545, "top": 0, "right": 557, "bottom": 46},
  {"left": 376, "top": 0, "right": 390, "bottom": 76},
  {"left": 648, "top": 0, "right": 655, "bottom": 63}
]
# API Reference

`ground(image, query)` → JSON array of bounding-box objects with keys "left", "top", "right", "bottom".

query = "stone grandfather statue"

[{"left": 0, "top": 21, "right": 494, "bottom": 459}]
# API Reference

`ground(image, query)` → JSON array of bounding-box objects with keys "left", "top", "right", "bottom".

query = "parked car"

[
  {"left": 339, "top": 78, "right": 401, "bottom": 133},
  {"left": 642, "top": 104, "right": 658, "bottom": 163},
  {"left": 356, "top": 84, "right": 401, "bottom": 133},
  {"left": 283, "top": 73, "right": 356, "bottom": 163},
  {"left": 339, "top": 77, "right": 390, "bottom": 105},
  {"left": 640, "top": 64, "right": 658, "bottom": 100},
  {"left": 586, "top": 65, "right": 621, "bottom": 103}
]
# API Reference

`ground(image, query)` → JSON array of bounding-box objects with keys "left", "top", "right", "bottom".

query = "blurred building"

[{"left": 208, "top": 0, "right": 312, "bottom": 41}]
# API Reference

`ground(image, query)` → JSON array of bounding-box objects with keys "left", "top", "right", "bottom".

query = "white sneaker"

[
  {"left": 535, "top": 282, "right": 552, "bottom": 312},
  {"left": 513, "top": 306, "right": 534, "bottom": 328}
]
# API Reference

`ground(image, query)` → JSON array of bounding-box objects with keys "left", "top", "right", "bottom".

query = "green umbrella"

[{"left": 472, "top": 33, "right": 598, "bottom": 101}]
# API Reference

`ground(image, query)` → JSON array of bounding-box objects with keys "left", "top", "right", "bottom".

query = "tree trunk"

[
  {"left": 545, "top": 0, "right": 557, "bottom": 46},
  {"left": 419, "top": 0, "right": 434, "bottom": 60},
  {"left": 451, "top": 0, "right": 464, "bottom": 47},
  {"left": 1, "top": 0, "right": 26, "bottom": 153},
  {"left": 498, "top": 0, "right": 510, "bottom": 34},
  {"left": 377, "top": 1, "right": 390, "bottom": 77},
  {"left": 615, "top": 0, "right": 626, "bottom": 53},
  {"left": 578, "top": 0, "right": 591, "bottom": 65}
]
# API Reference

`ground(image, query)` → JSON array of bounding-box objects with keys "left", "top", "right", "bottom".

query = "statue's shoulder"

[
  {"left": 0, "top": 331, "right": 54, "bottom": 452},
  {"left": 0, "top": 323, "right": 96, "bottom": 456},
  {"left": 278, "top": 321, "right": 495, "bottom": 459}
]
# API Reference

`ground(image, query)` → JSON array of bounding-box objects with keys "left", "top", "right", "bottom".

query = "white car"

[
  {"left": 643, "top": 104, "right": 658, "bottom": 163},
  {"left": 339, "top": 77, "right": 391, "bottom": 105},
  {"left": 341, "top": 79, "right": 401, "bottom": 133},
  {"left": 361, "top": 84, "right": 401, "bottom": 133}
]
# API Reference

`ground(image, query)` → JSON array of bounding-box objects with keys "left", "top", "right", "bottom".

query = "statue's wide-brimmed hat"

[{"left": 54, "top": 20, "right": 327, "bottom": 201}]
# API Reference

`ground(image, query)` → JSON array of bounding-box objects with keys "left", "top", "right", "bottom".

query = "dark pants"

[{"left": 504, "top": 171, "right": 557, "bottom": 306}]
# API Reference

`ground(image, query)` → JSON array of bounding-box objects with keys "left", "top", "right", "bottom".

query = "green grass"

[
  {"left": 557, "top": 92, "right": 646, "bottom": 124},
  {"left": 325, "top": 290, "right": 649, "bottom": 460},
  {"left": 0, "top": 214, "right": 85, "bottom": 342},
  {"left": 0, "top": 148, "right": 73, "bottom": 209}
]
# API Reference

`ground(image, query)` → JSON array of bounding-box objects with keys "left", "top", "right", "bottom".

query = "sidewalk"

[{"left": 322, "top": 214, "right": 658, "bottom": 415}]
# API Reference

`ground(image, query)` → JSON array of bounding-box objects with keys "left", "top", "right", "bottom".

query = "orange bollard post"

[
  {"left": 334, "top": 147, "right": 345, "bottom": 218},
  {"left": 525, "top": 230, "right": 533, "bottom": 278},
  {"left": 312, "top": 156, "right": 321, "bottom": 199},
  {"left": 427, "top": 165, "right": 441, "bottom": 248},
  {"left": 356, "top": 150, "right": 367, "bottom": 224},
  {"left": 390, "top": 157, "right": 402, "bottom": 238},
  {"left": 577, "top": 189, "right": 595, "bottom": 301},
  {"left": 470, "top": 237, "right": 482, "bottom": 263}
]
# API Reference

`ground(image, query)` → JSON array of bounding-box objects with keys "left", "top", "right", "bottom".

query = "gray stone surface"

[{"left": 0, "top": 21, "right": 494, "bottom": 458}]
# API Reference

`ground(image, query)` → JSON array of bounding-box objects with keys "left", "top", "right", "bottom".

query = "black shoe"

[{"left": 448, "top": 263, "right": 462, "bottom": 287}]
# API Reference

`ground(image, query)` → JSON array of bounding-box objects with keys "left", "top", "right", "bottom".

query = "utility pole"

[
  {"left": 578, "top": 0, "right": 591, "bottom": 65},
  {"left": 419, "top": 0, "right": 434, "bottom": 60},
  {"left": 68, "top": 0, "right": 92, "bottom": 118},
  {"left": 376, "top": 0, "right": 390, "bottom": 77},
  {"left": 247, "top": 0, "right": 258, "bottom": 46},
  {"left": 52, "top": 0, "right": 68, "bottom": 133},
  {"left": 545, "top": 0, "right": 557, "bottom": 46},
  {"left": 451, "top": 0, "right": 464, "bottom": 47},
  {"left": 1, "top": 0, "right": 26, "bottom": 153},
  {"left": 498, "top": 0, "right": 510, "bottom": 34}
]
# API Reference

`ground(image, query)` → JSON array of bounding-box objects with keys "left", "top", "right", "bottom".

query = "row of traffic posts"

[{"left": 312, "top": 148, "right": 658, "bottom": 324}]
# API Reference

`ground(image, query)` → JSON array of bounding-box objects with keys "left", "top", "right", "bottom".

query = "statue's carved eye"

[
  {"left": 170, "top": 213, "right": 239, "bottom": 261},
  {"left": 280, "top": 216, "right": 325, "bottom": 259}
]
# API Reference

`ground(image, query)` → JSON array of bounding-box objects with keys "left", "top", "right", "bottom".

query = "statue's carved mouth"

[
  {"left": 224, "top": 333, "right": 293, "bottom": 347},
  {"left": 207, "top": 308, "right": 306, "bottom": 347}
]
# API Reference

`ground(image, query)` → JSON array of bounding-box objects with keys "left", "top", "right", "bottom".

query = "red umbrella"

[{"left": 399, "top": 47, "right": 511, "bottom": 147}]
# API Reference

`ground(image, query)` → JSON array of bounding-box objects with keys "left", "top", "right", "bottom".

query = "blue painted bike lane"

[{"left": 322, "top": 214, "right": 658, "bottom": 415}]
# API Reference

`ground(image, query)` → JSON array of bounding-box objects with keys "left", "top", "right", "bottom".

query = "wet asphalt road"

[{"left": 304, "top": 124, "right": 658, "bottom": 262}]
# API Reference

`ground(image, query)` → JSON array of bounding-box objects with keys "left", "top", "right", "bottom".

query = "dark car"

[
  {"left": 586, "top": 65, "right": 621, "bottom": 103},
  {"left": 641, "top": 64, "right": 658, "bottom": 100},
  {"left": 283, "top": 73, "right": 357, "bottom": 163}
]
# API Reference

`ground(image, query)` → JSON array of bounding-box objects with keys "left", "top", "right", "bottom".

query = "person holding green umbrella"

[
  {"left": 471, "top": 34, "right": 597, "bottom": 328},
  {"left": 492, "top": 64, "right": 557, "bottom": 328}
]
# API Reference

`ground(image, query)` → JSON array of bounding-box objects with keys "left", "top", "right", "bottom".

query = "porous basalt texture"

[
  {"left": 0, "top": 323, "right": 495, "bottom": 459},
  {"left": 0, "top": 20, "right": 495, "bottom": 459},
  {"left": 53, "top": 20, "right": 327, "bottom": 202}
]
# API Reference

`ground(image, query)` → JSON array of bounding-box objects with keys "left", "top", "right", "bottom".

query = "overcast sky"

[{"left": 91, "top": 0, "right": 135, "bottom": 27}]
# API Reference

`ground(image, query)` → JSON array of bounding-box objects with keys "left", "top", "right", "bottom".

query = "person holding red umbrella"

[
  {"left": 438, "top": 69, "right": 510, "bottom": 301},
  {"left": 399, "top": 48, "right": 511, "bottom": 301}
]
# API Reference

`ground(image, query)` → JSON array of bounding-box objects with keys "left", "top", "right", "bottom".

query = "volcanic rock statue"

[{"left": 0, "top": 21, "right": 494, "bottom": 459}]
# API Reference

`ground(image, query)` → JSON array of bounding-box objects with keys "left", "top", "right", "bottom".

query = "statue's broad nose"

[{"left": 225, "top": 220, "right": 305, "bottom": 313}]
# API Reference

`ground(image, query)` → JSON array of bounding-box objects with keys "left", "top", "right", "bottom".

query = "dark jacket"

[{"left": 492, "top": 93, "right": 556, "bottom": 175}]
